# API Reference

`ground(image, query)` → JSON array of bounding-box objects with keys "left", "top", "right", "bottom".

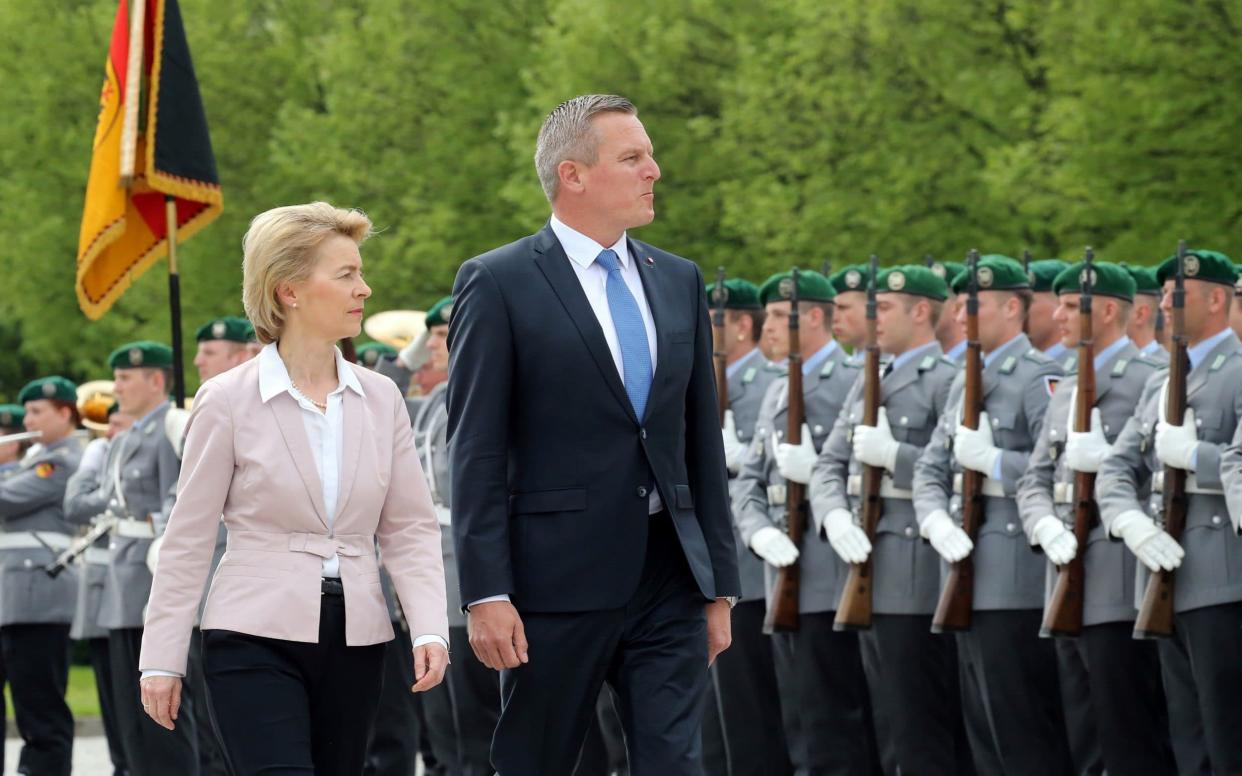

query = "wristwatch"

[{"left": 721, "top": 596, "right": 738, "bottom": 608}]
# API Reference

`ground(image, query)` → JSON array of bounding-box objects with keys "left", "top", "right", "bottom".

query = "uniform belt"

[
  {"left": 0, "top": 532, "right": 72, "bottom": 551},
  {"left": 846, "top": 473, "right": 913, "bottom": 500},
  {"left": 112, "top": 518, "right": 156, "bottom": 540},
  {"left": 321, "top": 577, "right": 344, "bottom": 596},
  {"left": 952, "top": 473, "right": 1006, "bottom": 498},
  {"left": 1152, "top": 471, "right": 1224, "bottom": 496}
]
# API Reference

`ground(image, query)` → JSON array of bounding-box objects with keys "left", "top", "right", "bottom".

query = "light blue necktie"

[{"left": 595, "top": 249, "right": 653, "bottom": 420}]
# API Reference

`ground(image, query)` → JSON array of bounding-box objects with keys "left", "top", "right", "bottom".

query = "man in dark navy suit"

[{"left": 447, "top": 94, "right": 740, "bottom": 776}]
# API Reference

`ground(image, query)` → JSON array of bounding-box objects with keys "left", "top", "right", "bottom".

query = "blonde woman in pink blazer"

[{"left": 138, "top": 202, "right": 449, "bottom": 776}]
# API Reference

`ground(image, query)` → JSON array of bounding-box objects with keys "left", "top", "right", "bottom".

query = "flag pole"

[
  {"left": 119, "top": 0, "right": 145, "bottom": 187},
  {"left": 165, "top": 196, "right": 186, "bottom": 408}
]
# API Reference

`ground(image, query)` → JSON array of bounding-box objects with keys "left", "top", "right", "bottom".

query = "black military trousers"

[
  {"left": 859, "top": 614, "right": 971, "bottom": 776},
  {"left": 0, "top": 623, "right": 74, "bottom": 776},
  {"left": 492, "top": 513, "right": 709, "bottom": 776},
  {"left": 86, "top": 637, "right": 129, "bottom": 776},
  {"left": 1156, "top": 633, "right": 1211, "bottom": 775},
  {"left": 955, "top": 609, "right": 1073, "bottom": 776},
  {"left": 110, "top": 626, "right": 200, "bottom": 776},
  {"left": 771, "top": 612, "right": 876, "bottom": 776},
  {"left": 1053, "top": 638, "right": 1103, "bottom": 776},
  {"left": 364, "top": 624, "right": 419, "bottom": 776},
  {"left": 1171, "top": 602, "right": 1242, "bottom": 775},
  {"left": 710, "top": 600, "right": 790, "bottom": 776},
  {"left": 202, "top": 592, "right": 385, "bottom": 776}
]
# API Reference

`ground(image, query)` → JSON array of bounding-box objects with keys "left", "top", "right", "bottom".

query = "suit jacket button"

[
  {"left": 636, "top": 486, "right": 649, "bottom": 498},
  {"left": 639, "top": 429, "right": 647, "bottom": 440}
]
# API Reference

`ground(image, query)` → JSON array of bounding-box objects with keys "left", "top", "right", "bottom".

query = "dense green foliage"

[{"left": 0, "top": 0, "right": 1237, "bottom": 396}]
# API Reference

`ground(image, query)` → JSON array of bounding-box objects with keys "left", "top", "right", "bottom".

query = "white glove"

[
  {"left": 822, "top": 508, "right": 871, "bottom": 564},
  {"left": 774, "top": 424, "right": 817, "bottom": 485},
  {"left": 398, "top": 330, "right": 431, "bottom": 371},
  {"left": 921, "top": 509, "right": 974, "bottom": 563},
  {"left": 1065, "top": 408, "right": 1111, "bottom": 473},
  {"left": 750, "top": 525, "right": 800, "bottom": 568},
  {"left": 1032, "top": 515, "right": 1078, "bottom": 566},
  {"left": 1155, "top": 408, "right": 1198, "bottom": 471},
  {"left": 954, "top": 412, "right": 1002, "bottom": 475},
  {"left": 852, "top": 408, "right": 900, "bottom": 472},
  {"left": 1111, "top": 509, "right": 1183, "bottom": 573},
  {"left": 721, "top": 410, "right": 747, "bottom": 474},
  {"left": 79, "top": 437, "right": 109, "bottom": 474}
]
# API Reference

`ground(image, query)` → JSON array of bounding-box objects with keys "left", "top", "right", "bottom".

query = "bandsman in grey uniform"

[
  {"left": 827, "top": 264, "right": 868, "bottom": 360},
  {"left": 1103, "top": 250, "right": 1242, "bottom": 773},
  {"left": 734, "top": 269, "right": 877, "bottom": 774},
  {"left": 0, "top": 405, "right": 23, "bottom": 776},
  {"left": 930, "top": 260, "right": 967, "bottom": 363},
  {"left": 1028, "top": 259, "right": 1070, "bottom": 362},
  {"left": 100, "top": 341, "right": 199, "bottom": 776},
  {"left": 1016, "top": 261, "right": 1175, "bottom": 775},
  {"left": 811, "top": 265, "right": 969, "bottom": 775},
  {"left": 705, "top": 277, "right": 789, "bottom": 776},
  {"left": 1125, "top": 265, "right": 1167, "bottom": 360},
  {"left": 66, "top": 392, "right": 133, "bottom": 776},
  {"left": 912, "top": 255, "right": 1072, "bottom": 775},
  {"left": 0, "top": 377, "right": 83, "bottom": 776}
]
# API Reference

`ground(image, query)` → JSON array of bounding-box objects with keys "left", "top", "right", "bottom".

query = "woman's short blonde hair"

[{"left": 241, "top": 202, "right": 373, "bottom": 344}]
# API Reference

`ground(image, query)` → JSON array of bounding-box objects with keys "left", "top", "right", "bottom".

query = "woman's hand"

[
  {"left": 411, "top": 642, "right": 449, "bottom": 693},
  {"left": 139, "top": 675, "right": 183, "bottom": 730}
]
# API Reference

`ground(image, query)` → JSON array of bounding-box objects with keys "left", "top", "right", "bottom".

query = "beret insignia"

[
  {"left": 887, "top": 271, "right": 906, "bottom": 291},
  {"left": 0, "top": 412, "right": 10, "bottom": 426},
  {"left": 440, "top": 304, "right": 453, "bottom": 324},
  {"left": 778, "top": 278, "right": 795, "bottom": 299},
  {"left": 1080, "top": 268, "right": 1097, "bottom": 286},
  {"left": 711, "top": 285, "right": 729, "bottom": 305},
  {"left": 212, "top": 321, "right": 227, "bottom": 339},
  {"left": 845, "top": 270, "right": 862, "bottom": 289},
  {"left": 128, "top": 348, "right": 143, "bottom": 366},
  {"left": 42, "top": 382, "right": 56, "bottom": 398},
  {"left": 978, "top": 267, "right": 994, "bottom": 288},
  {"left": 930, "top": 262, "right": 946, "bottom": 278},
  {"left": 1184, "top": 255, "right": 1200, "bottom": 277}
]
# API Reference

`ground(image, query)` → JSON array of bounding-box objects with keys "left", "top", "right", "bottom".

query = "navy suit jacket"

[{"left": 447, "top": 224, "right": 740, "bottom": 612}]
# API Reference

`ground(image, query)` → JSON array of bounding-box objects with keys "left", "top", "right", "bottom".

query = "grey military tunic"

[
  {"left": 811, "top": 344, "right": 957, "bottom": 614},
  {"left": 913, "top": 334, "right": 1063, "bottom": 610},
  {"left": 1016, "top": 341, "right": 1162, "bottom": 625},
  {"left": 733, "top": 343, "right": 858, "bottom": 613},
  {"left": 1103, "top": 331, "right": 1242, "bottom": 613},
  {"left": 64, "top": 438, "right": 124, "bottom": 640},
  {"left": 0, "top": 437, "right": 82, "bottom": 626},
  {"left": 725, "top": 349, "right": 779, "bottom": 602}
]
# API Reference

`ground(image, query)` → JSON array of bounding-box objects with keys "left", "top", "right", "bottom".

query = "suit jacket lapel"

[
  {"left": 532, "top": 226, "right": 637, "bottom": 423},
  {"left": 269, "top": 394, "right": 329, "bottom": 527},
  {"left": 334, "top": 388, "right": 365, "bottom": 518},
  {"left": 630, "top": 238, "right": 671, "bottom": 406}
]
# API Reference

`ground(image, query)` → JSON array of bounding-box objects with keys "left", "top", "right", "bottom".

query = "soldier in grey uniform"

[
  {"left": 66, "top": 402, "right": 133, "bottom": 776},
  {"left": 705, "top": 277, "right": 788, "bottom": 776},
  {"left": 930, "top": 260, "right": 967, "bottom": 363},
  {"left": 827, "top": 264, "right": 868, "bottom": 361},
  {"left": 734, "top": 269, "right": 876, "bottom": 775},
  {"left": 102, "top": 341, "right": 200, "bottom": 776},
  {"left": 1016, "top": 261, "right": 1176, "bottom": 775},
  {"left": 912, "top": 255, "right": 1072, "bottom": 775},
  {"left": 1125, "top": 264, "right": 1166, "bottom": 359},
  {"left": 0, "top": 377, "right": 83, "bottom": 776},
  {"left": 1103, "top": 250, "right": 1242, "bottom": 773},
  {"left": 1028, "top": 259, "right": 1070, "bottom": 362},
  {"left": 811, "top": 265, "right": 969, "bottom": 775}
]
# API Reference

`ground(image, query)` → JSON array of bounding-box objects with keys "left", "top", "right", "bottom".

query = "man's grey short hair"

[{"left": 534, "top": 94, "right": 637, "bottom": 202}]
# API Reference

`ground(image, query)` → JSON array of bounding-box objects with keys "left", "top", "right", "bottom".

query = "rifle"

[
  {"left": 932, "top": 249, "right": 984, "bottom": 633},
  {"left": 764, "top": 268, "right": 806, "bottom": 634},
  {"left": 43, "top": 511, "right": 119, "bottom": 578},
  {"left": 713, "top": 267, "right": 729, "bottom": 425},
  {"left": 1134, "top": 240, "right": 1189, "bottom": 639},
  {"left": 924, "top": 254, "right": 935, "bottom": 268},
  {"left": 1042, "top": 247, "right": 1096, "bottom": 637},
  {"left": 835, "top": 255, "right": 884, "bottom": 630},
  {"left": 821, "top": 259, "right": 833, "bottom": 278}
]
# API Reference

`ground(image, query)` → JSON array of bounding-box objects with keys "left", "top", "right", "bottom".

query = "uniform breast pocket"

[
  {"left": 988, "top": 409, "right": 1021, "bottom": 446},
  {"left": 1192, "top": 408, "right": 1226, "bottom": 442},
  {"left": 892, "top": 407, "right": 931, "bottom": 445}
]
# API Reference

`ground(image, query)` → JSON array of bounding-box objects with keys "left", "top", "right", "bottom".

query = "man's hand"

[
  {"left": 139, "top": 675, "right": 182, "bottom": 731},
  {"left": 706, "top": 598, "right": 732, "bottom": 666},
  {"left": 411, "top": 642, "right": 450, "bottom": 692},
  {"left": 467, "top": 600, "right": 529, "bottom": 670}
]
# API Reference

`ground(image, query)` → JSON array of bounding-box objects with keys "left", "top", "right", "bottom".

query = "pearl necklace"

[{"left": 289, "top": 379, "right": 328, "bottom": 411}]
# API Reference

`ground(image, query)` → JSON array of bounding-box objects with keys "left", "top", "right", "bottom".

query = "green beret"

[
  {"left": 1235, "top": 263, "right": 1242, "bottom": 295},
  {"left": 0, "top": 404, "right": 25, "bottom": 429},
  {"left": 706, "top": 278, "right": 762, "bottom": 310},
  {"left": 356, "top": 341, "right": 398, "bottom": 367},
  {"left": 1052, "top": 261, "right": 1136, "bottom": 302},
  {"left": 1121, "top": 264, "right": 1161, "bottom": 296},
  {"left": 195, "top": 316, "right": 252, "bottom": 344},
  {"left": 759, "top": 270, "right": 836, "bottom": 306},
  {"left": 1029, "top": 259, "right": 1069, "bottom": 292},
  {"left": 828, "top": 264, "right": 868, "bottom": 295},
  {"left": 928, "top": 260, "right": 965, "bottom": 286},
  {"left": 425, "top": 296, "right": 454, "bottom": 328},
  {"left": 108, "top": 340, "right": 173, "bottom": 370},
  {"left": 1155, "top": 249, "right": 1237, "bottom": 288},
  {"left": 877, "top": 265, "right": 949, "bottom": 301},
  {"left": 17, "top": 376, "right": 77, "bottom": 405},
  {"left": 950, "top": 255, "right": 1031, "bottom": 294}
]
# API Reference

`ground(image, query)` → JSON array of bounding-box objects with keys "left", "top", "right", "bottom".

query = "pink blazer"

[{"left": 139, "top": 357, "right": 448, "bottom": 676}]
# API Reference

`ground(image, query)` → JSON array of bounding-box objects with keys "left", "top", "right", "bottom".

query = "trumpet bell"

[
  {"left": 76, "top": 379, "right": 116, "bottom": 432},
  {"left": 363, "top": 310, "right": 426, "bottom": 349}
]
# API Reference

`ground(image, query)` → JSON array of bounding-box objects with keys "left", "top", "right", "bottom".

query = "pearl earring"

[
  {"left": 291, "top": 303, "right": 298, "bottom": 309},
  {"left": 737, "top": 334, "right": 745, "bottom": 342}
]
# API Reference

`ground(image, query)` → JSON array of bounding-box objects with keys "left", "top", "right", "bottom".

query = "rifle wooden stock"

[
  {"left": 1135, "top": 243, "right": 1189, "bottom": 639},
  {"left": 836, "top": 256, "right": 883, "bottom": 631},
  {"left": 1042, "top": 249, "right": 1095, "bottom": 637},
  {"left": 765, "top": 271, "right": 805, "bottom": 634},
  {"left": 932, "top": 251, "right": 983, "bottom": 633},
  {"left": 713, "top": 268, "right": 729, "bottom": 424}
]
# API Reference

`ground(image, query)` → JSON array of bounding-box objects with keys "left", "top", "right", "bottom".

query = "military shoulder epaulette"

[
  {"left": 764, "top": 362, "right": 786, "bottom": 374},
  {"left": 1210, "top": 353, "right": 1228, "bottom": 371},
  {"left": 918, "top": 355, "right": 937, "bottom": 371},
  {"left": 742, "top": 366, "right": 758, "bottom": 384},
  {"left": 1022, "top": 348, "right": 1051, "bottom": 364},
  {"left": 1063, "top": 354, "right": 1078, "bottom": 372},
  {"left": 1000, "top": 355, "right": 1019, "bottom": 374}
]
